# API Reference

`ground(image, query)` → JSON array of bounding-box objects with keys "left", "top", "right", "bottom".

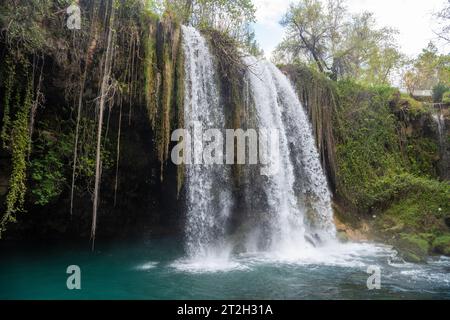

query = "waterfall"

[
  {"left": 433, "top": 107, "right": 446, "bottom": 144},
  {"left": 433, "top": 106, "right": 449, "bottom": 180},
  {"left": 181, "top": 26, "right": 233, "bottom": 259},
  {"left": 180, "top": 26, "right": 336, "bottom": 263},
  {"left": 241, "top": 57, "right": 335, "bottom": 255}
]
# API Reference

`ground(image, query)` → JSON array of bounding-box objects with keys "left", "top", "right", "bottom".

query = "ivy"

[
  {"left": 1, "top": 57, "right": 15, "bottom": 149},
  {"left": 0, "top": 77, "right": 32, "bottom": 238}
]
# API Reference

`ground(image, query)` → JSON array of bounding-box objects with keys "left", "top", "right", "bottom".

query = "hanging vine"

[
  {"left": 0, "top": 75, "right": 32, "bottom": 238},
  {"left": 1, "top": 57, "right": 16, "bottom": 150}
]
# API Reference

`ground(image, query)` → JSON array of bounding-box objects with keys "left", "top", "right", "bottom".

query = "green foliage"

[
  {"left": 76, "top": 119, "right": 114, "bottom": 181},
  {"left": 0, "top": 57, "right": 15, "bottom": 149},
  {"left": 1, "top": 77, "right": 32, "bottom": 237},
  {"left": 334, "top": 80, "right": 404, "bottom": 209},
  {"left": 333, "top": 80, "right": 444, "bottom": 216},
  {"left": 164, "top": 0, "right": 256, "bottom": 45},
  {"left": 373, "top": 174, "right": 449, "bottom": 247},
  {"left": 432, "top": 235, "right": 450, "bottom": 255},
  {"left": 398, "top": 94, "right": 427, "bottom": 117},
  {"left": 277, "top": 0, "right": 402, "bottom": 83},
  {"left": 405, "top": 137, "right": 439, "bottom": 177},
  {"left": 432, "top": 83, "right": 450, "bottom": 103},
  {"left": 0, "top": 0, "right": 72, "bottom": 52},
  {"left": 30, "top": 129, "right": 72, "bottom": 206},
  {"left": 403, "top": 43, "right": 450, "bottom": 94},
  {"left": 443, "top": 91, "right": 450, "bottom": 104},
  {"left": 29, "top": 116, "right": 114, "bottom": 207}
]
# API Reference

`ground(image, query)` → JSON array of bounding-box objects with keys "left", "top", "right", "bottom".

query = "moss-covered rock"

[
  {"left": 432, "top": 235, "right": 450, "bottom": 255},
  {"left": 374, "top": 175, "right": 450, "bottom": 242},
  {"left": 393, "top": 234, "right": 430, "bottom": 263}
]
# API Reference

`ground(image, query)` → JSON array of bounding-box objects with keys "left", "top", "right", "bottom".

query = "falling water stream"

[
  {"left": 181, "top": 26, "right": 233, "bottom": 261},
  {"left": 433, "top": 106, "right": 449, "bottom": 180},
  {"left": 179, "top": 26, "right": 338, "bottom": 267}
]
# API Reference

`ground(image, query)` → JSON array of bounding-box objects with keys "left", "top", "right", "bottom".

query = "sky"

[{"left": 253, "top": 0, "right": 449, "bottom": 59}]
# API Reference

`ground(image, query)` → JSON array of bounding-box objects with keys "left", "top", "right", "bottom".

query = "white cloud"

[
  {"left": 253, "top": 0, "right": 291, "bottom": 57},
  {"left": 254, "top": 0, "right": 291, "bottom": 25}
]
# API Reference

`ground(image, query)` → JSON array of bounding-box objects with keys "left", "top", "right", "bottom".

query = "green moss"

[
  {"left": 432, "top": 235, "right": 450, "bottom": 255},
  {"left": 175, "top": 34, "right": 185, "bottom": 196},
  {"left": 144, "top": 22, "right": 158, "bottom": 128},
  {"left": 375, "top": 174, "right": 449, "bottom": 237},
  {"left": 394, "top": 233, "right": 430, "bottom": 263},
  {"left": 143, "top": 16, "right": 183, "bottom": 181},
  {"left": 398, "top": 94, "right": 427, "bottom": 117}
]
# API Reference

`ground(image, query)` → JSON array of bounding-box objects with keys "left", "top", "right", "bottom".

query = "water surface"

[{"left": 1, "top": 239, "right": 449, "bottom": 300}]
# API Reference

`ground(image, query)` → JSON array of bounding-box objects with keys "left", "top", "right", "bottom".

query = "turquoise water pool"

[{"left": 1, "top": 239, "right": 449, "bottom": 300}]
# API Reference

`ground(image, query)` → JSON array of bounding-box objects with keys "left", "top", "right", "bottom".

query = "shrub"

[
  {"left": 432, "top": 83, "right": 450, "bottom": 103},
  {"left": 442, "top": 91, "right": 450, "bottom": 104}
]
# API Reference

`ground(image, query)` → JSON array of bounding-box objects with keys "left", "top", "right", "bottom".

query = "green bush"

[
  {"left": 30, "top": 130, "right": 72, "bottom": 206},
  {"left": 375, "top": 174, "right": 450, "bottom": 235},
  {"left": 334, "top": 80, "right": 404, "bottom": 210},
  {"left": 443, "top": 91, "right": 450, "bottom": 104},
  {"left": 334, "top": 80, "right": 443, "bottom": 215},
  {"left": 432, "top": 83, "right": 450, "bottom": 103},
  {"left": 399, "top": 94, "right": 427, "bottom": 117}
]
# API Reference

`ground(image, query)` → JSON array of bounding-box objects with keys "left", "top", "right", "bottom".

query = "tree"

[
  {"left": 276, "top": 0, "right": 402, "bottom": 83},
  {"left": 432, "top": 83, "right": 450, "bottom": 103},
  {"left": 435, "top": 0, "right": 450, "bottom": 44},
  {"left": 402, "top": 42, "right": 450, "bottom": 94},
  {"left": 165, "top": 0, "right": 256, "bottom": 42}
]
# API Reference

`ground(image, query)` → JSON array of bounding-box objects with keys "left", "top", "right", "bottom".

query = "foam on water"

[
  {"left": 134, "top": 261, "right": 159, "bottom": 271},
  {"left": 170, "top": 241, "right": 395, "bottom": 273}
]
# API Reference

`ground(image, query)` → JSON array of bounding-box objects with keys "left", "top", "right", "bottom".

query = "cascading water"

[
  {"left": 267, "top": 62, "right": 336, "bottom": 239},
  {"left": 433, "top": 106, "right": 449, "bottom": 180},
  {"left": 181, "top": 26, "right": 233, "bottom": 260},
  {"left": 180, "top": 26, "right": 336, "bottom": 265},
  {"left": 242, "top": 57, "right": 335, "bottom": 257}
]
